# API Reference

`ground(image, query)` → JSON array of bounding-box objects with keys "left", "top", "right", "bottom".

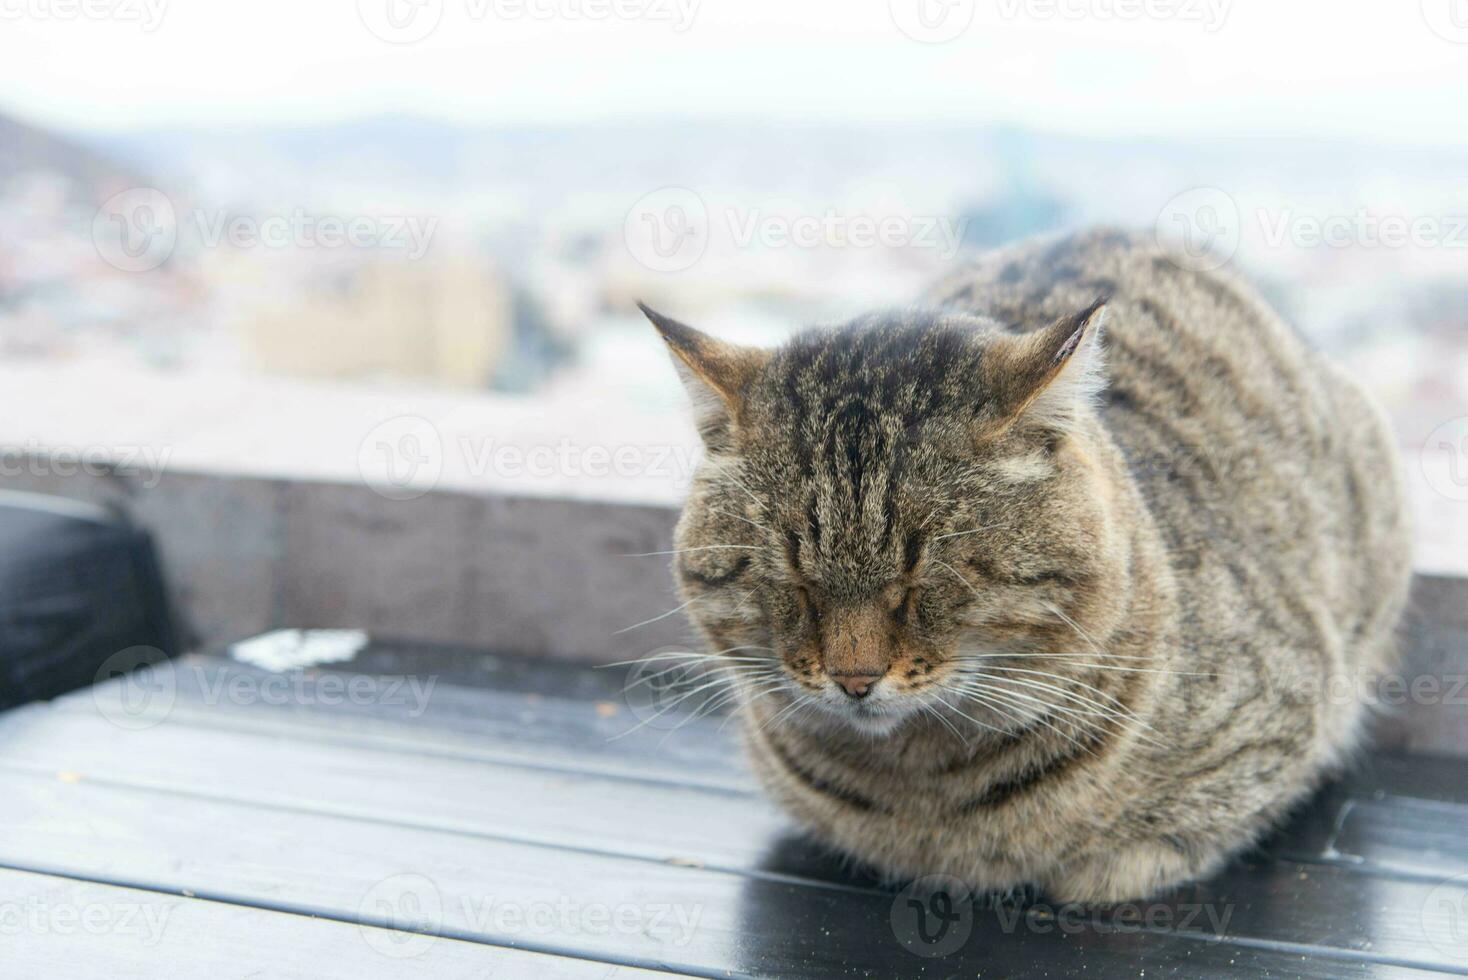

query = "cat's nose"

[{"left": 830, "top": 674, "right": 882, "bottom": 700}]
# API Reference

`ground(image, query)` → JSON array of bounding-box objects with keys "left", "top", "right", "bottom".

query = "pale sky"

[{"left": 2, "top": 0, "right": 1467, "bottom": 145}]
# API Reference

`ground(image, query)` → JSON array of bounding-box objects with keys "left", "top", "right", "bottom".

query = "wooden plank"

[
  {"left": 2, "top": 710, "right": 1467, "bottom": 975},
  {"left": 49, "top": 662, "right": 1468, "bottom": 887},
  {"left": 1271, "top": 792, "right": 1468, "bottom": 880},
  {"left": 55, "top": 654, "right": 751, "bottom": 793},
  {"left": 0, "top": 867, "right": 682, "bottom": 979},
  {"left": 1329, "top": 797, "right": 1468, "bottom": 878},
  {"left": 67, "top": 656, "right": 1468, "bottom": 806},
  {"left": 30, "top": 688, "right": 1468, "bottom": 891},
  {"left": 65, "top": 655, "right": 1468, "bottom": 845},
  {"left": 0, "top": 704, "right": 785, "bottom": 874},
  {"left": 1333, "top": 751, "right": 1468, "bottom": 806},
  {"left": 1243, "top": 754, "right": 1468, "bottom": 879},
  {"left": 0, "top": 769, "right": 1459, "bottom": 979},
  {"left": 61, "top": 656, "right": 1468, "bottom": 840}
]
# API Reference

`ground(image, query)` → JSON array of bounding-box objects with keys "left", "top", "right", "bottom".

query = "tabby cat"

[{"left": 641, "top": 229, "right": 1412, "bottom": 902}]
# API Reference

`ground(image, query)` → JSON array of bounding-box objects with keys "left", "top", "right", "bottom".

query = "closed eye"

[
  {"left": 795, "top": 585, "right": 822, "bottom": 625},
  {"left": 966, "top": 558, "right": 1079, "bottom": 589},
  {"left": 679, "top": 555, "right": 752, "bottom": 589},
  {"left": 892, "top": 587, "right": 918, "bottom": 624}
]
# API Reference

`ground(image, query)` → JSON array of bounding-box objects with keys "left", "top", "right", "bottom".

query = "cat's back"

[{"left": 927, "top": 229, "right": 1412, "bottom": 681}]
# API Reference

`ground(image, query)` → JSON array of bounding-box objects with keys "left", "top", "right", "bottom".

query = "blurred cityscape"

[{"left": 1, "top": 108, "right": 1466, "bottom": 446}]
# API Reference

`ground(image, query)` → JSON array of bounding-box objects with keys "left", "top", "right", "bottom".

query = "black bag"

[{"left": 0, "top": 491, "right": 178, "bottom": 710}]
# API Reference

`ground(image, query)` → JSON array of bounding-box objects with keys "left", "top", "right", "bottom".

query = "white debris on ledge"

[{"left": 230, "top": 629, "right": 370, "bottom": 673}]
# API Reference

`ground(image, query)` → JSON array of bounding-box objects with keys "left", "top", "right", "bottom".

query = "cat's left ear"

[
  {"left": 979, "top": 298, "right": 1108, "bottom": 439},
  {"left": 640, "top": 302, "right": 771, "bottom": 449}
]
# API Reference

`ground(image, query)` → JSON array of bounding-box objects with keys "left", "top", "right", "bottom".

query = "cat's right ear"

[
  {"left": 977, "top": 299, "right": 1108, "bottom": 441},
  {"left": 639, "top": 303, "right": 770, "bottom": 449}
]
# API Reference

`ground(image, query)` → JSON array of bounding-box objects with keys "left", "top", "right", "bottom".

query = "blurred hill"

[{"left": 0, "top": 111, "right": 145, "bottom": 205}]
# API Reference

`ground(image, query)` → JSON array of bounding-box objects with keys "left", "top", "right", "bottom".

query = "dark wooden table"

[{"left": 1, "top": 642, "right": 1465, "bottom": 978}]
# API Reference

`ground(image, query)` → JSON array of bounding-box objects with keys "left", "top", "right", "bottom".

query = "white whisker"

[
  {"left": 622, "top": 544, "right": 767, "bottom": 558},
  {"left": 932, "top": 523, "right": 1008, "bottom": 543},
  {"left": 933, "top": 691, "right": 1011, "bottom": 737},
  {"left": 949, "top": 682, "right": 1102, "bottom": 757},
  {"left": 710, "top": 506, "right": 776, "bottom": 536},
  {"left": 612, "top": 594, "right": 707, "bottom": 635}
]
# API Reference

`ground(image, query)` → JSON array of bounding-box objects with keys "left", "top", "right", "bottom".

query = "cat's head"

[{"left": 644, "top": 300, "right": 1130, "bottom": 736}]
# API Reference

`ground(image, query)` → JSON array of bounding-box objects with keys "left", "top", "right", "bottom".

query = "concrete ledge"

[{"left": 0, "top": 464, "right": 687, "bottom": 664}]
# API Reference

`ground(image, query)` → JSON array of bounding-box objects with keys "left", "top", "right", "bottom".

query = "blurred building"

[{"left": 241, "top": 253, "right": 511, "bottom": 389}]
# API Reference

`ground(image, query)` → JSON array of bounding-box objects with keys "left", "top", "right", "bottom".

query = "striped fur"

[{"left": 647, "top": 229, "right": 1413, "bottom": 902}]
